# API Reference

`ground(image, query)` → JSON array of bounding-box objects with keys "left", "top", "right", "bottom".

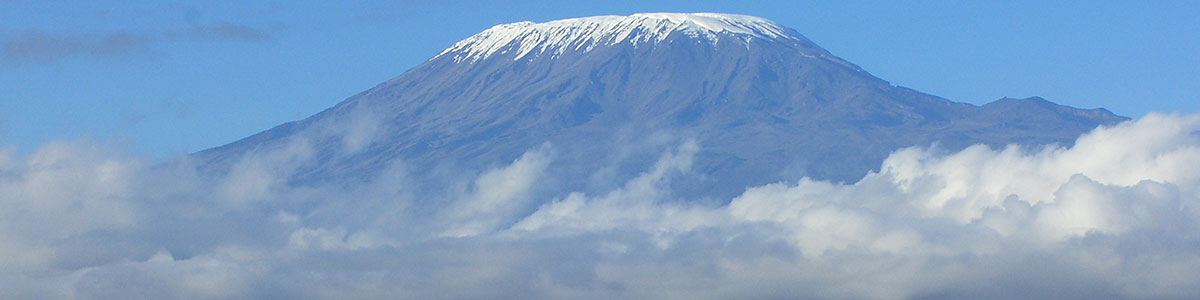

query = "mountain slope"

[{"left": 197, "top": 13, "right": 1126, "bottom": 199}]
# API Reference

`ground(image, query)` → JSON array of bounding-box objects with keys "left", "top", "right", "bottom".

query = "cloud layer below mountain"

[{"left": 2, "top": 113, "right": 1199, "bottom": 299}]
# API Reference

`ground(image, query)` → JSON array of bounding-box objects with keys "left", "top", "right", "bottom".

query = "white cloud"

[
  {"left": 441, "top": 143, "right": 554, "bottom": 237},
  {"left": 510, "top": 140, "right": 716, "bottom": 237},
  {"left": 1, "top": 113, "right": 1199, "bottom": 298},
  {"left": 215, "top": 135, "right": 317, "bottom": 208},
  {"left": 0, "top": 141, "right": 141, "bottom": 272}
]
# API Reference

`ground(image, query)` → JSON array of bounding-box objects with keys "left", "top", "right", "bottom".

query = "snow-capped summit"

[
  {"left": 201, "top": 12, "right": 1125, "bottom": 199},
  {"left": 435, "top": 13, "right": 805, "bottom": 62}
]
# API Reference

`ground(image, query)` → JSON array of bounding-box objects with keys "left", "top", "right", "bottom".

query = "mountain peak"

[
  {"left": 434, "top": 12, "right": 801, "bottom": 63},
  {"left": 202, "top": 12, "right": 1125, "bottom": 199}
]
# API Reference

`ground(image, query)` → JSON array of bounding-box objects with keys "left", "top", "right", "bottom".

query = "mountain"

[{"left": 196, "top": 13, "right": 1126, "bottom": 200}]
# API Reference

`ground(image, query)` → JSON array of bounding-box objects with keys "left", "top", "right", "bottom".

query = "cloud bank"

[{"left": 1, "top": 113, "right": 1199, "bottom": 299}]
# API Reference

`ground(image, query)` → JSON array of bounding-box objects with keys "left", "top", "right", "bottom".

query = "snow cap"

[{"left": 435, "top": 12, "right": 801, "bottom": 62}]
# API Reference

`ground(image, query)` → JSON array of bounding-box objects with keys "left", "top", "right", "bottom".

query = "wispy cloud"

[
  {"left": 1, "top": 22, "right": 268, "bottom": 63},
  {"left": 174, "top": 22, "right": 268, "bottom": 41}
]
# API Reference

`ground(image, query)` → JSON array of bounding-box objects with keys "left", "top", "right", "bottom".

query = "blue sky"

[{"left": 2, "top": 1, "right": 1197, "bottom": 157}]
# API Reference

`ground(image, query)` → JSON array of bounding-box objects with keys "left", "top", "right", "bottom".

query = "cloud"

[
  {"left": 441, "top": 143, "right": 554, "bottom": 237},
  {"left": 1, "top": 31, "right": 150, "bottom": 62},
  {"left": 1, "top": 113, "right": 1199, "bottom": 298},
  {"left": 174, "top": 22, "right": 268, "bottom": 42},
  {"left": 2, "top": 23, "right": 269, "bottom": 63}
]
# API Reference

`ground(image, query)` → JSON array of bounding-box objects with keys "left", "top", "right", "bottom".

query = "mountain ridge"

[{"left": 197, "top": 12, "right": 1127, "bottom": 199}]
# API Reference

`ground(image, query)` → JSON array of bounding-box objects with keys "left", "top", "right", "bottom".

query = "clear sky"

[{"left": 2, "top": 0, "right": 1197, "bottom": 157}]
